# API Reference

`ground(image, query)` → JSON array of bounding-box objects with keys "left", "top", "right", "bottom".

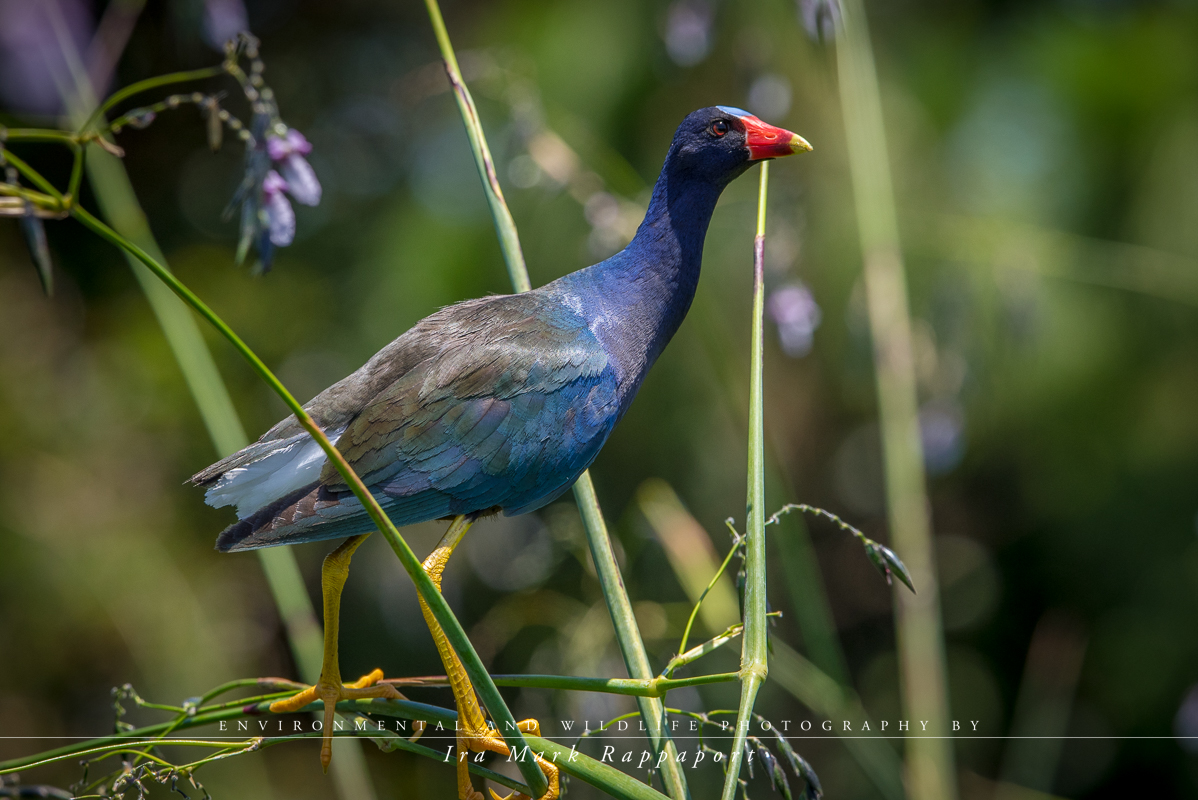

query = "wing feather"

[{"left": 201, "top": 290, "right": 619, "bottom": 551}]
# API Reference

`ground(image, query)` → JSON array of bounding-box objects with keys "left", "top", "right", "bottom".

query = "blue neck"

[{"left": 553, "top": 165, "right": 727, "bottom": 399}]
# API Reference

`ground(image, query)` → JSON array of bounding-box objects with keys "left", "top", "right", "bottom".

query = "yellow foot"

[
  {"left": 269, "top": 668, "right": 402, "bottom": 771},
  {"left": 456, "top": 718, "right": 559, "bottom": 800}
]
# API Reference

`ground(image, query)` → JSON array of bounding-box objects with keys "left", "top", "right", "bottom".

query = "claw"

[
  {"left": 269, "top": 669, "right": 402, "bottom": 772},
  {"left": 457, "top": 721, "right": 559, "bottom": 800},
  {"left": 488, "top": 790, "right": 530, "bottom": 800}
]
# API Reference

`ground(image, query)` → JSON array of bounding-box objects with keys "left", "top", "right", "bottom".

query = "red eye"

[{"left": 710, "top": 119, "right": 729, "bottom": 137}]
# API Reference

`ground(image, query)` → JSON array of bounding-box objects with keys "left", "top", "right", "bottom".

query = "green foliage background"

[{"left": 1, "top": 0, "right": 1197, "bottom": 798}]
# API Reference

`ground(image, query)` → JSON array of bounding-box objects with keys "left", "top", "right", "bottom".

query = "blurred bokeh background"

[{"left": 2, "top": 0, "right": 1197, "bottom": 798}]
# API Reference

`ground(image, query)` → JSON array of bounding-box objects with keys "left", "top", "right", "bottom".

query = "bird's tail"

[{"left": 214, "top": 481, "right": 378, "bottom": 552}]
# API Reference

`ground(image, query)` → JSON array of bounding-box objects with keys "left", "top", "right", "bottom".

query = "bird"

[{"left": 191, "top": 106, "right": 810, "bottom": 800}]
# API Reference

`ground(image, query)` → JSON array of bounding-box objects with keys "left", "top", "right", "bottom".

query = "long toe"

[
  {"left": 268, "top": 685, "right": 320, "bottom": 714},
  {"left": 267, "top": 668, "right": 404, "bottom": 772},
  {"left": 462, "top": 722, "right": 559, "bottom": 800},
  {"left": 341, "top": 682, "right": 402, "bottom": 701},
  {"left": 346, "top": 668, "right": 387, "bottom": 690}
]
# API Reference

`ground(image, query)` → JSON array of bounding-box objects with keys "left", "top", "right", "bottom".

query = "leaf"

[{"left": 865, "top": 541, "right": 915, "bottom": 594}]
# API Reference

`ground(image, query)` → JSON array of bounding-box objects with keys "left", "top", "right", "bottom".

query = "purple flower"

[
  {"left": 262, "top": 170, "right": 295, "bottom": 247},
  {"left": 766, "top": 281, "right": 822, "bottom": 358},
  {"left": 228, "top": 119, "right": 320, "bottom": 272},
  {"left": 267, "top": 129, "right": 321, "bottom": 206}
]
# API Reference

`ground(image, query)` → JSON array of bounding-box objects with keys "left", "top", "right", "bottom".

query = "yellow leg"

[
  {"left": 419, "top": 516, "right": 559, "bottom": 800},
  {"left": 269, "top": 533, "right": 402, "bottom": 771}
]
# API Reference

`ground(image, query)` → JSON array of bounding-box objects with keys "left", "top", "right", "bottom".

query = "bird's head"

[{"left": 664, "top": 106, "right": 812, "bottom": 186}]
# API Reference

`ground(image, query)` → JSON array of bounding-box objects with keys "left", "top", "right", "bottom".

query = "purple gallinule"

[{"left": 193, "top": 106, "right": 810, "bottom": 799}]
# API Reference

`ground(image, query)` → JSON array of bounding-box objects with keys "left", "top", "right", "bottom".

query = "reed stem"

[
  {"left": 836, "top": 1, "right": 957, "bottom": 797},
  {"left": 719, "top": 161, "right": 770, "bottom": 800},
  {"left": 419, "top": 3, "right": 690, "bottom": 797}
]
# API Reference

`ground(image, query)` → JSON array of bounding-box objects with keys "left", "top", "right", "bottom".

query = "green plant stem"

[
  {"left": 667, "top": 629, "right": 744, "bottom": 676},
  {"left": 663, "top": 618, "right": 775, "bottom": 678},
  {"left": 675, "top": 540, "right": 740, "bottom": 663},
  {"left": 574, "top": 474, "right": 691, "bottom": 800},
  {"left": 65, "top": 143, "right": 83, "bottom": 200},
  {"left": 41, "top": 19, "right": 332, "bottom": 732},
  {"left": 0, "top": 129, "right": 81, "bottom": 144},
  {"left": 78, "top": 66, "right": 225, "bottom": 134},
  {"left": 422, "top": 0, "right": 529, "bottom": 293},
  {"left": 0, "top": 148, "right": 65, "bottom": 198},
  {"left": 690, "top": 314, "right": 905, "bottom": 793},
  {"left": 0, "top": 718, "right": 523, "bottom": 795},
  {"left": 356, "top": 702, "right": 673, "bottom": 800},
  {"left": 692, "top": 284, "right": 852, "bottom": 683},
  {"left": 835, "top": 1, "right": 956, "bottom": 798},
  {"left": 393, "top": 671, "right": 739, "bottom": 697},
  {"left": 0, "top": 696, "right": 671, "bottom": 800},
  {"left": 0, "top": 180, "right": 60, "bottom": 207},
  {"left": 418, "top": 4, "right": 688, "bottom": 797},
  {"left": 719, "top": 162, "right": 771, "bottom": 800},
  {"left": 69, "top": 204, "right": 547, "bottom": 800}
]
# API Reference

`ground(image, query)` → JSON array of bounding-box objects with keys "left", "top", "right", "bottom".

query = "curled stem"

[
  {"left": 674, "top": 538, "right": 742, "bottom": 667},
  {"left": 78, "top": 66, "right": 225, "bottom": 134},
  {"left": 768, "top": 504, "right": 915, "bottom": 593}
]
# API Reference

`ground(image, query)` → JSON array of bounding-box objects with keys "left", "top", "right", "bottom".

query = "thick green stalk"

[
  {"left": 419, "top": 4, "right": 689, "bottom": 797},
  {"left": 574, "top": 475, "right": 691, "bottom": 800},
  {"left": 835, "top": 2, "right": 956, "bottom": 798},
  {"left": 688, "top": 303, "right": 905, "bottom": 794},
  {"left": 719, "top": 162, "right": 770, "bottom": 800},
  {"left": 69, "top": 205, "right": 547, "bottom": 798},
  {"left": 402, "top": 671, "right": 738, "bottom": 696},
  {"left": 422, "top": 0, "right": 529, "bottom": 293}
]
